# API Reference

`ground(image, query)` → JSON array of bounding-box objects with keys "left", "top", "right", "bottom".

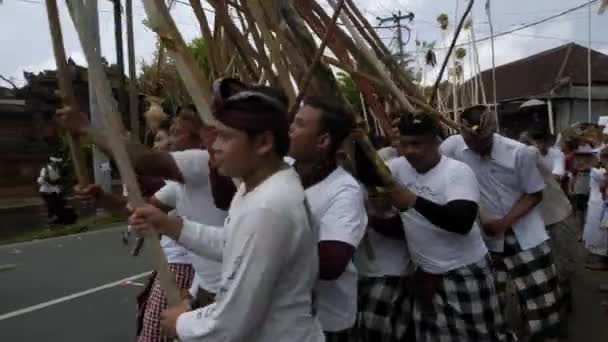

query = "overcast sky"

[{"left": 1, "top": 0, "right": 607, "bottom": 88}]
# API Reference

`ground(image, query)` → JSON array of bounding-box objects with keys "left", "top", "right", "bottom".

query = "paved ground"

[
  {"left": 0, "top": 227, "right": 150, "bottom": 341},
  {"left": 0, "top": 224, "right": 607, "bottom": 341},
  {"left": 564, "top": 236, "right": 608, "bottom": 341}
]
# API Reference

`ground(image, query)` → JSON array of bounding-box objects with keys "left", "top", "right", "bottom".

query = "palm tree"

[
  {"left": 454, "top": 47, "right": 467, "bottom": 108},
  {"left": 437, "top": 13, "right": 449, "bottom": 30}
]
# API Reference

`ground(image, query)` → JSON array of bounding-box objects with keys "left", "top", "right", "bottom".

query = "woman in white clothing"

[{"left": 584, "top": 148, "right": 608, "bottom": 270}]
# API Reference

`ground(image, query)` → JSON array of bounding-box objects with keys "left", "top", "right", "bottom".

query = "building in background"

[{"left": 454, "top": 43, "right": 608, "bottom": 137}]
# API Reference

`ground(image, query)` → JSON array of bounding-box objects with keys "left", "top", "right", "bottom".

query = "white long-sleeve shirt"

[
  {"left": 38, "top": 165, "right": 61, "bottom": 194},
  {"left": 175, "top": 167, "right": 324, "bottom": 342}
]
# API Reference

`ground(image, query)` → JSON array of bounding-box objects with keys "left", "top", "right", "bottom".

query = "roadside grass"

[{"left": 0, "top": 212, "right": 126, "bottom": 245}]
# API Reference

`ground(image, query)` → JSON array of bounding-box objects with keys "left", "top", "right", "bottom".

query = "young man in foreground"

[{"left": 129, "top": 85, "right": 324, "bottom": 341}]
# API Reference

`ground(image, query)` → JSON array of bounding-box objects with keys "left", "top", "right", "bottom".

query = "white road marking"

[
  {"left": 122, "top": 280, "right": 145, "bottom": 287},
  {"left": 0, "top": 271, "right": 152, "bottom": 321}
]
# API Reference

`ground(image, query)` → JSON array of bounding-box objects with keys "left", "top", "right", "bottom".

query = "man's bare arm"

[{"left": 56, "top": 107, "right": 184, "bottom": 183}]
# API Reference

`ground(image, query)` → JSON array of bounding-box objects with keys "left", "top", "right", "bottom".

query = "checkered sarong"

[
  {"left": 413, "top": 256, "right": 509, "bottom": 342},
  {"left": 356, "top": 276, "right": 411, "bottom": 342},
  {"left": 492, "top": 231, "right": 561, "bottom": 340},
  {"left": 138, "top": 263, "right": 195, "bottom": 342}
]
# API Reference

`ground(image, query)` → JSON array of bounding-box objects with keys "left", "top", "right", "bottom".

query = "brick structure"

[{"left": 0, "top": 59, "right": 129, "bottom": 199}]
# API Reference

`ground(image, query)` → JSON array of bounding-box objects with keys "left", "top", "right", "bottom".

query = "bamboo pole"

[
  {"left": 289, "top": 0, "right": 346, "bottom": 116},
  {"left": 247, "top": 0, "right": 296, "bottom": 102},
  {"left": 207, "top": 0, "right": 261, "bottom": 81},
  {"left": 429, "top": 0, "right": 474, "bottom": 106},
  {"left": 141, "top": 0, "right": 215, "bottom": 125},
  {"left": 189, "top": 0, "right": 219, "bottom": 79},
  {"left": 65, "top": 0, "right": 181, "bottom": 306},
  {"left": 45, "top": 0, "right": 90, "bottom": 187}
]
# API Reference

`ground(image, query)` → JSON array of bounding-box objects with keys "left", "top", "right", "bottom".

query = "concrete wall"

[{"left": 551, "top": 85, "right": 608, "bottom": 132}]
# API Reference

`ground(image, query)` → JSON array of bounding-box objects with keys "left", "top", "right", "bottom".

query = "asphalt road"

[
  {"left": 0, "top": 225, "right": 607, "bottom": 341},
  {"left": 0, "top": 227, "right": 151, "bottom": 341}
]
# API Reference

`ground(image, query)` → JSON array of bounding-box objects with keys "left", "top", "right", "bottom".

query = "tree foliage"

[
  {"left": 336, "top": 72, "right": 362, "bottom": 115},
  {"left": 138, "top": 37, "right": 211, "bottom": 114},
  {"left": 454, "top": 47, "right": 467, "bottom": 60},
  {"left": 437, "top": 13, "right": 449, "bottom": 30}
]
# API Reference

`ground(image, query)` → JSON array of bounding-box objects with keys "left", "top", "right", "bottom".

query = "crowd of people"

[{"left": 53, "top": 78, "right": 608, "bottom": 341}]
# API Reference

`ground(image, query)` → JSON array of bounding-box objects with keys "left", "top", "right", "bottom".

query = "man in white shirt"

[
  {"left": 379, "top": 112, "right": 508, "bottom": 341},
  {"left": 528, "top": 130, "right": 576, "bottom": 326},
  {"left": 62, "top": 108, "right": 233, "bottom": 341},
  {"left": 129, "top": 84, "right": 324, "bottom": 342},
  {"left": 530, "top": 131, "right": 566, "bottom": 182},
  {"left": 37, "top": 156, "right": 73, "bottom": 225},
  {"left": 354, "top": 150, "right": 414, "bottom": 342},
  {"left": 440, "top": 105, "right": 561, "bottom": 341},
  {"left": 288, "top": 97, "right": 367, "bottom": 342}
]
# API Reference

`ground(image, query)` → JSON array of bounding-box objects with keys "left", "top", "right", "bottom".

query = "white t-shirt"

[
  {"left": 355, "top": 227, "right": 413, "bottom": 277},
  {"left": 176, "top": 167, "right": 324, "bottom": 342},
  {"left": 154, "top": 181, "right": 194, "bottom": 265},
  {"left": 167, "top": 149, "right": 229, "bottom": 293},
  {"left": 355, "top": 149, "right": 413, "bottom": 278},
  {"left": 589, "top": 168, "right": 606, "bottom": 204},
  {"left": 388, "top": 156, "right": 488, "bottom": 274},
  {"left": 539, "top": 147, "right": 566, "bottom": 177},
  {"left": 305, "top": 166, "right": 367, "bottom": 332},
  {"left": 441, "top": 134, "right": 547, "bottom": 252}
]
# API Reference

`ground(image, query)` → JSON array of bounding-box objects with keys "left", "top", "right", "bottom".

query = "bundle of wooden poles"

[{"left": 46, "top": 0, "right": 471, "bottom": 308}]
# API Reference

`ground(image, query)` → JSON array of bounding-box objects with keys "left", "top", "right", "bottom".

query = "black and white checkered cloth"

[
  {"left": 413, "top": 256, "right": 510, "bottom": 342},
  {"left": 492, "top": 231, "right": 561, "bottom": 340},
  {"left": 356, "top": 275, "right": 411, "bottom": 342}
]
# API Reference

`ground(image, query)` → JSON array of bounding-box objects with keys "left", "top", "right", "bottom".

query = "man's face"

[
  {"left": 462, "top": 130, "right": 493, "bottom": 156},
  {"left": 169, "top": 118, "right": 200, "bottom": 152},
  {"left": 398, "top": 133, "right": 439, "bottom": 172},
  {"left": 288, "top": 105, "right": 329, "bottom": 162},
  {"left": 532, "top": 139, "right": 550, "bottom": 155},
  {"left": 212, "top": 124, "right": 273, "bottom": 178}
]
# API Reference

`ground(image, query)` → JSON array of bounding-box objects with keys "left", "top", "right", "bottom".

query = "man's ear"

[
  {"left": 317, "top": 132, "right": 331, "bottom": 152},
  {"left": 255, "top": 131, "right": 275, "bottom": 156}
]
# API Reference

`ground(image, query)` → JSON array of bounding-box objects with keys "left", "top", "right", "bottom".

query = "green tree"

[
  {"left": 336, "top": 72, "right": 362, "bottom": 115},
  {"left": 138, "top": 37, "right": 212, "bottom": 113}
]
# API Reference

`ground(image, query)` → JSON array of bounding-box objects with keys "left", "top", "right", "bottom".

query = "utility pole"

[
  {"left": 110, "top": 0, "right": 128, "bottom": 126},
  {"left": 376, "top": 11, "right": 414, "bottom": 67},
  {"left": 588, "top": 1, "right": 593, "bottom": 123},
  {"left": 125, "top": 0, "right": 139, "bottom": 142},
  {"left": 85, "top": 0, "right": 112, "bottom": 193}
]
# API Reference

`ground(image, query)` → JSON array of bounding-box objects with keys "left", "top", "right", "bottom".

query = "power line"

[
  {"left": 13, "top": 0, "right": 112, "bottom": 12},
  {"left": 14, "top": 0, "right": 42, "bottom": 4},
  {"left": 508, "top": 32, "right": 608, "bottom": 45},
  {"left": 451, "top": 0, "right": 599, "bottom": 48}
]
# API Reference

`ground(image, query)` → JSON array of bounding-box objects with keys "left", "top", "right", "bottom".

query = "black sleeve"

[
  {"left": 412, "top": 197, "right": 478, "bottom": 235},
  {"left": 368, "top": 214, "right": 405, "bottom": 240}
]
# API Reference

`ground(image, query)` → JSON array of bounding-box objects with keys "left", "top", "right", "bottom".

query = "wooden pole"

[
  {"left": 289, "top": 0, "right": 346, "bottom": 117},
  {"left": 126, "top": 0, "right": 140, "bottom": 142},
  {"left": 66, "top": 0, "right": 181, "bottom": 306},
  {"left": 189, "top": 0, "right": 219, "bottom": 78},
  {"left": 45, "top": 0, "right": 90, "bottom": 187},
  {"left": 429, "top": 0, "right": 474, "bottom": 106},
  {"left": 141, "top": 0, "right": 215, "bottom": 125}
]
